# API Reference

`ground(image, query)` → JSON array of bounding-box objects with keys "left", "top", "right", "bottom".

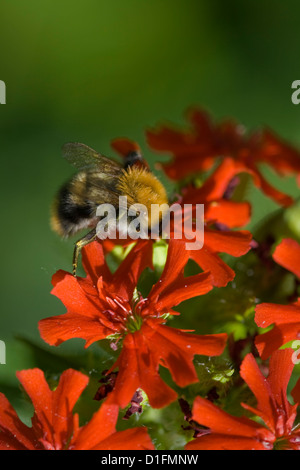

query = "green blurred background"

[{"left": 1, "top": 0, "right": 300, "bottom": 348}]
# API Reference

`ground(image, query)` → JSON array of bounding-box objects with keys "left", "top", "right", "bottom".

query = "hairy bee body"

[
  {"left": 51, "top": 143, "right": 168, "bottom": 239},
  {"left": 51, "top": 174, "right": 98, "bottom": 238}
]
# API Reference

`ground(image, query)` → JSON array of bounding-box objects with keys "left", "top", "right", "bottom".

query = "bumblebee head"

[{"left": 111, "top": 138, "right": 150, "bottom": 170}]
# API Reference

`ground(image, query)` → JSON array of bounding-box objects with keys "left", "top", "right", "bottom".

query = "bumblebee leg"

[{"left": 73, "top": 229, "right": 97, "bottom": 276}]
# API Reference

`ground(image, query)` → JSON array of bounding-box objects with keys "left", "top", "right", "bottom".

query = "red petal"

[
  {"left": 204, "top": 228, "right": 252, "bottom": 256},
  {"left": 91, "top": 427, "right": 154, "bottom": 450},
  {"left": 149, "top": 238, "right": 189, "bottom": 299},
  {"left": 51, "top": 369, "right": 89, "bottom": 448},
  {"left": 0, "top": 393, "right": 37, "bottom": 450},
  {"left": 72, "top": 397, "right": 119, "bottom": 450},
  {"left": 187, "top": 107, "right": 215, "bottom": 139},
  {"left": 240, "top": 354, "right": 275, "bottom": 432},
  {"left": 146, "top": 110, "right": 216, "bottom": 181},
  {"left": 148, "top": 271, "right": 213, "bottom": 314},
  {"left": 0, "top": 432, "right": 30, "bottom": 450},
  {"left": 259, "top": 129, "right": 300, "bottom": 177},
  {"left": 51, "top": 270, "right": 103, "bottom": 318},
  {"left": 292, "top": 378, "right": 300, "bottom": 405},
  {"left": 111, "top": 138, "right": 141, "bottom": 157},
  {"left": 81, "top": 241, "right": 112, "bottom": 285},
  {"left": 147, "top": 239, "right": 213, "bottom": 311},
  {"left": 109, "top": 240, "right": 153, "bottom": 301},
  {"left": 253, "top": 168, "right": 294, "bottom": 207},
  {"left": 267, "top": 349, "right": 295, "bottom": 414},
  {"left": 273, "top": 238, "right": 300, "bottom": 279},
  {"left": 161, "top": 155, "right": 214, "bottom": 180},
  {"left": 191, "top": 396, "right": 271, "bottom": 440},
  {"left": 106, "top": 336, "right": 141, "bottom": 408},
  {"left": 255, "top": 302, "right": 300, "bottom": 359},
  {"left": 185, "top": 434, "right": 269, "bottom": 450},
  {"left": 244, "top": 349, "right": 297, "bottom": 437},
  {"left": 109, "top": 332, "right": 177, "bottom": 409},
  {"left": 193, "top": 157, "right": 255, "bottom": 201},
  {"left": 39, "top": 313, "right": 111, "bottom": 347},
  {"left": 255, "top": 323, "right": 300, "bottom": 360},
  {"left": 142, "top": 321, "right": 227, "bottom": 387},
  {"left": 255, "top": 302, "right": 300, "bottom": 327},
  {"left": 205, "top": 200, "right": 251, "bottom": 228},
  {"left": 189, "top": 246, "right": 235, "bottom": 287},
  {"left": 16, "top": 369, "right": 54, "bottom": 445}
]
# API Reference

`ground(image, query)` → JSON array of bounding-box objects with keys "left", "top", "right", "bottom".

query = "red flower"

[
  {"left": 146, "top": 108, "right": 221, "bottom": 179},
  {"left": 108, "top": 318, "right": 227, "bottom": 409},
  {"left": 146, "top": 108, "right": 300, "bottom": 207},
  {"left": 273, "top": 238, "right": 300, "bottom": 279},
  {"left": 180, "top": 182, "right": 254, "bottom": 291},
  {"left": 0, "top": 368, "right": 154, "bottom": 450},
  {"left": 168, "top": 209, "right": 252, "bottom": 288},
  {"left": 182, "top": 189, "right": 251, "bottom": 229},
  {"left": 180, "top": 157, "right": 251, "bottom": 228},
  {"left": 184, "top": 228, "right": 252, "bottom": 288},
  {"left": 255, "top": 301, "right": 300, "bottom": 360},
  {"left": 170, "top": 143, "right": 253, "bottom": 288},
  {"left": 39, "top": 239, "right": 227, "bottom": 408},
  {"left": 185, "top": 349, "right": 300, "bottom": 450},
  {"left": 255, "top": 238, "right": 300, "bottom": 359}
]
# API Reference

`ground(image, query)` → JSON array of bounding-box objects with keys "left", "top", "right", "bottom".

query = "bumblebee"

[{"left": 51, "top": 140, "right": 168, "bottom": 275}]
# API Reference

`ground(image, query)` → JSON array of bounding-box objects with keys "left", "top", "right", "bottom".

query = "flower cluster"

[
  {"left": 0, "top": 369, "right": 153, "bottom": 450},
  {"left": 146, "top": 107, "right": 300, "bottom": 206},
  {"left": 2, "top": 107, "right": 300, "bottom": 450},
  {"left": 39, "top": 239, "right": 227, "bottom": 409},
  {"left": 185, "top": 349, "right": 300, "bottom": 450}
]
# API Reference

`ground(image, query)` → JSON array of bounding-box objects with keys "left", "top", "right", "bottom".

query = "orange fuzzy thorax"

[{"left": 117, "top": 166, "right": 168, "bottom": 227}]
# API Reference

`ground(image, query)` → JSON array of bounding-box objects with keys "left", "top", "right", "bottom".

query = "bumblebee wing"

[
  {"left": 68, "top": 170, "right": 129, "bottom": 209},
  {"left": 62, "top": 142, "right": 122, "bottom": 175}
]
